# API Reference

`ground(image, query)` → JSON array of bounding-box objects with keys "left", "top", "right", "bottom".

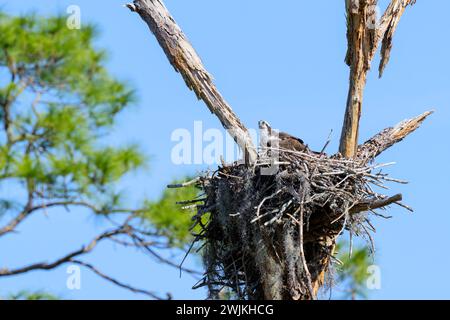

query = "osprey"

[{"left": 258, "top": 120, "right": 308, "bottom": 154}]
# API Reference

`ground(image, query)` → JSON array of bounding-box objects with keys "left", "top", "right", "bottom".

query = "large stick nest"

[{"left": 189, "top": 147, "right": 407, "bottom": 300}]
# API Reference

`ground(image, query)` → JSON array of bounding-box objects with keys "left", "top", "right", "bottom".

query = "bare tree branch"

[
  {"left": 0, "top": 200, "right": 143, "bottom": 237},
  {"left": 0, "top": 228, "right": 125, "bottom": 277},
  {"left": 2, "top": 217, "right": 172, "bottom": 299},
  {"left": 27, "top": 201, "right": 147, "bottom": 215},
  {"left": 127, "top": 0, "right": 258, "bottom": 164},
  {"left": 0, "top": 210, "right": 30, "bottom": 237},
  {"left": 0, "top": 189, "right": 34, "bottom": 237},
  {"left": 0, "top": 210, "right": 201, "bottom": 298}
]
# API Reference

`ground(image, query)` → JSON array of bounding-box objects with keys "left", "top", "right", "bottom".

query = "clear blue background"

[{"left": 0, "top": 0, "right": 449, "bottom": 299}]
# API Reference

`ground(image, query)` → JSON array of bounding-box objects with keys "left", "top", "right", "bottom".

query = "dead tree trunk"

[
  {"left": 129, "top": 0, "right": 431, "bottom": 300},
  {"left": 340, "top": 0, "right": 417, "bottom": 158}
]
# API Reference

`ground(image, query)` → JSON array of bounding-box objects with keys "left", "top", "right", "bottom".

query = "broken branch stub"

[
  {"left": 339, "top": 0, "right": 416, "bottom": 158},
  {"left": 127, "top": 0, "right": 258, "bottom": 164},
  {"left": 357, "top": 110, "right": 433, "bottom": 163},
  {"left": 378, "top": 0, "right": 417, "bottom": 77}
]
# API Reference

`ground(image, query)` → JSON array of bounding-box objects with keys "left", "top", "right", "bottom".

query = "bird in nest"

[{"left": 258, "top": 120, "right": 319, "bottom": 156}]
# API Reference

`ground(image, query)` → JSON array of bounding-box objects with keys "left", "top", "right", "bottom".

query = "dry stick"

[
  {"left": 127, "top": 0, "right": 257, "bottom": 164},
  {"left": 176, "top": 198, "right": 207, "bottom": 205},
  {"left": 252, "top": 189, "right": 283, "bottom": 222},
  {"left": 0, "top": 228, "right": 124, "bottom": 277},
  {"left": 319, "top": 129, "right": 333, "bottom": 154},
  {"left": 178, "top": 236, "right": 198, "bottom": 278},
  {"left": 167, "top": 177, "right": 200, "bottom": 189},
  {"left": 217, "top": 171, "right": 243, "bottom": 180},
  {"left": 350, "top": 193, "right": 402, "bottom": 214},
  {"left": 395, "top": 201, "right": 414, "bottom": 212},
  {"left": 339, "top": 0, "right": 416, "bottom": 158}
]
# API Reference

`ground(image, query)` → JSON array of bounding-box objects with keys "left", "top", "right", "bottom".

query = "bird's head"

[{"left": 258, "top": 120, "right": 271, "bottom": 130}]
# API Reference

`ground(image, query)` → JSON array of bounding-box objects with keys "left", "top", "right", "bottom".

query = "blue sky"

[{"left": 0, "top": 0, "right": 449, "bottom": 299}]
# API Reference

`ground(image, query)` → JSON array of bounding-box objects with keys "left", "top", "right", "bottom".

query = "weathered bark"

[
  {"left": 127, "top": 0, "right": 258, "bottom": 164},
  {"left": 339, "top": 0, "right": 416, "bottom": 158}
]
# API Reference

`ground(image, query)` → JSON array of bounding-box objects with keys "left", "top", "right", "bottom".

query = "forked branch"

[{"left": 127, "top": 0, "right": 258, "bottom": 164}]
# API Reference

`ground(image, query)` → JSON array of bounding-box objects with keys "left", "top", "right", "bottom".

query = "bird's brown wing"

[{"left": 278, "top": 132, "right": 307, "bottom": 152}]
